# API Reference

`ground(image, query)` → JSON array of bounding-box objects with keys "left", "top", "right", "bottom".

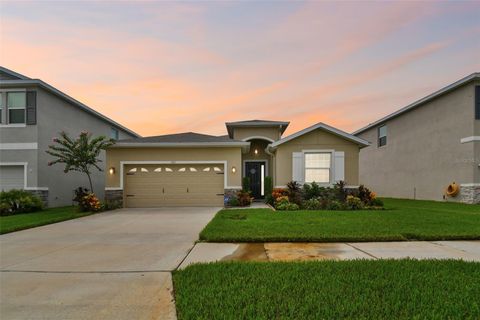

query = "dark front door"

[{"left": 245, "top": 161, "right": 265, "bottom": 199}]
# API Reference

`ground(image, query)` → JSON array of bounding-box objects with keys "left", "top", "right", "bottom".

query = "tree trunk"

[{"left": 86, "top": 172, "right": 94, "bottom": 193}]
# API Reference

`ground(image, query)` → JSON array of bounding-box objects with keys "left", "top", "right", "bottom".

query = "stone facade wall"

[
  {"left": 105, "top": 189, "right": 124, "bottom": 207},
  {"left": 26, "top": 190, "right": 49, "bottom": 208},
  {"left": 459, "top": 184, "right": 480, "bottom": 204}
]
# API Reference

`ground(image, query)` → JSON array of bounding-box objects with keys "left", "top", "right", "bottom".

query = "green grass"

[
  {"left": 200, "top": 198, "right": 480, "bottom": 242},
  {"left": 0, "top": 206, "right": 95, "bottom": 234},
  {"left": 173, "top": 260, "right": 480, "bottom": 320}
]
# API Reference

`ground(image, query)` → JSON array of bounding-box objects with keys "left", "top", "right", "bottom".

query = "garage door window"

[
  {"left": 129, "top": 168, "right": 137, "bottom": 173},
  {"left": 189, "top": 167, "right": 197, "bottom": 172},
  {"left": 154, "top": 167, "right": 162, "bottom": 172},
  {"left": 214, "top": 167, "right": 222, "bottom": 172}
]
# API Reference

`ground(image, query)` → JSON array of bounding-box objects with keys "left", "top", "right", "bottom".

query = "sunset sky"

[{"left": 1, "top": 1, "right": 479, "bottom": 137}]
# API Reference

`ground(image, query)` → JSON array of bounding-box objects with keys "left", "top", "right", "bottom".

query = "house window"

[
  {"left": 378, "top": 125, "right": 387, "bottom": 147},
  {"left": 475, "top": 86, "right": 480, "bottom": 120},
  {"left": 304, "top": 152, "right": 331, "bottom": 183},
  {"left": 7, "top": 92, "right": 26, "bottom": 124},
  {"left": 0, "top": 92, "right": 3, "bottom": 123},
  {"left": 110, "top": 127, "right": 119, "bottom": 140}
]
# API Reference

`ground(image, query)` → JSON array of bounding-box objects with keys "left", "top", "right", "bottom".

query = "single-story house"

[{"left": 105, "top": 120, "right": 369, "bottom": 207}]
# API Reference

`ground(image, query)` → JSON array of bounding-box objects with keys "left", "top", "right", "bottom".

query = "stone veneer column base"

[
  {"left": 105, "top": 189, "right": 124, "bottom": 207},
  {"left": 26, "top": 190, "right": 49, "bottom": 208},
  {"left": 459, "top": 184, "right": 480, "bottom": 204}
]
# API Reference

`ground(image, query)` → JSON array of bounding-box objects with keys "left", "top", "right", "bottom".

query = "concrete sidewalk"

[{"left": 179, "top": 240, "right": 480, "bottom": 268}]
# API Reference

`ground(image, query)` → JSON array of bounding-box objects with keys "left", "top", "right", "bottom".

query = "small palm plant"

[{"left": 46, "top": 131, "right": 114, "bottom": 193}]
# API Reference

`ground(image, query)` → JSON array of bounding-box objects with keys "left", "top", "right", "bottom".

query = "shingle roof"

[
  {"left": 117, "top": 132, "right": 242, "bottom": 143},
  {"left": 225, "top": 119, "right": 290, "bottom": 137},
  {"left": 0, "top": 66, "right": 140, "bottom": 138}
]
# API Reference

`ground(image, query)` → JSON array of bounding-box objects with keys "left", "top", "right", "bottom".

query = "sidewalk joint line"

[
  {"left": 345, "top": 243, "right": 378, "bottom": 259},
  {"left": 0, "top": 269, "right": 171, "bottom": 274}
]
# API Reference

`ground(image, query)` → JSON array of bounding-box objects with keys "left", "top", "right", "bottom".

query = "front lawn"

[
  {"left": 173, "top": 260, "right": 480, "bottom": 320},
  {"left": 200, "top": 198, "right": 480, "bottom": 242},
  {"left": 0, "top": 206, "right": 95, "bottom": 234}
]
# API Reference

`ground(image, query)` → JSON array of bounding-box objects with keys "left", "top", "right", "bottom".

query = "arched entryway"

[{"left": 242, "top": 138, "right": 273, "bottom": 199}]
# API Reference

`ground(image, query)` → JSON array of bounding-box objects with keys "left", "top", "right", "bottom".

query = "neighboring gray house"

[
  {"left": 0, "top": 67, "right": 139, "bottom": 207},
  {"left": 354, "top": 72, "right": 480, "bottom": 204}
]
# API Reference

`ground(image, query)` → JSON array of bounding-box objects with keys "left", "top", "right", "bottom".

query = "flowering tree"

[{"left": 46, "top": 131, "right": 114, "bottom": 193}]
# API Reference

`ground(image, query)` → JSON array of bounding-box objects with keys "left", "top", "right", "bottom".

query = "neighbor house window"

[
  {"left": 304, "top": 152, "right": 331, "bottom": 183},
  {"left": 378, "top": 125, "right": 387, "bottom": 147},
  {"left": 110, "top": 127, "right": 119, "bottom": 140},
  {"left": 475, "top": 86, "right": 480, "bottom": 120},
  {"left": 7, "top": 92, "right": 26, "bottom": 124},
  {"left": 0, "top": 93, "right": 3, "bottom": 123}
]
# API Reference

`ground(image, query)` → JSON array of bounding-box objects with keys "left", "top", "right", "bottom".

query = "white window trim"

[
  {"left": 112, "top": 160, "right": 238, "bottom": 190},
  {"left": 460, "top": 136, "right": 480, "bottom": 143},
  {"left": 0, "top": 142, "right": 38, "bottom": 150},
  {"left": 302, "top": 149, "right": 335, "bottom": 185},
  {"left": 6, "top": 91, "right": 27, "bottom": 125},
  {"left": 0, "top": 124, "right": 27, "bottom": 128},
  {"left": 0, "top": 162, "right": 48, "bottom": 190},
  {"left": 241, "top": 136, "right": 275, "bottom": 143}
]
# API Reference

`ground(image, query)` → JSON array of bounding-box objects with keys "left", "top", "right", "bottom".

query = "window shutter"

[
  {"left": 26, "top": 91, "right": 36, "bottom": 125},
  {"left": 475, "top": 86, "right": 480, "bottom": 120},
  {"left": 334, "top": 151, "right": 345, "bottom": 182},
  {"left": 292, "top": 152, "right": 304, "bottom": 183}
]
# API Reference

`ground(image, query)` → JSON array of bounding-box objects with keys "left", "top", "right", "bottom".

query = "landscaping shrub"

[
  {"left": 334, "top": 180, "right": 348, "bottom": 202},
  {"left": 302, "top": 181, "right": 322, "bottom": 200},
  {"left": 358, "top": 184, "right": 376, "bottom": 205},
  {"left": 370, "top": 198, "right": 384, "bottom": 207},
  {"left": 242, "top": 177, "right": 251, "bottom": 192},
  {"left": 286, "top": 181, "right": 302, "bottom": 205},
  {"left": 326, "top": 200, "right": 344, "bottom": 210},
  {"left": 302, "top": 198, "right": 322, "bottom": 210},
  {"left": 237, "top": 191, "right": 253, "bottom": 207},
  {"left": 345, "top": 195, "right": 364, "bottom": 210},
  {"left": 227, "top": 197, "right": 240, "bottom": 207},
  {"left": 73, "top": 188, "right": 101, "bottom": 212},
  {"left": 0, "top": 189, "right": 43, "bottom": 216},
  {"left": 102, "top": 199, "right": 123, "bottom": 211},
  {"left": 275, "top": 196, "right": 299, "bottom": 211},
  {"left": 272, "top": 188, "right": 288, "bottom": 201}
]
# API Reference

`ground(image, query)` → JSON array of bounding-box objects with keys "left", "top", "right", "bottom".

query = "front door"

[{"left": 245, "top": 161, "right": 265, "bottom": 199}]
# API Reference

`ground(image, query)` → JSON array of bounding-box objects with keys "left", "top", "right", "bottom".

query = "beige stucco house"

[
  {"left": 105, "top": 120, "right": 369, "bottom": 207},
  {"left": 354, "top": 72, "right": 480, "bottom": 204}
]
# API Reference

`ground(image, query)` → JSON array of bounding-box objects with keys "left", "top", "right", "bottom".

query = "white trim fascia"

[
  {"left": 460, "top": 136, "right": 480, "bottom": 143},
  {"left": 460, "top": 183, "right": 480, "bottom": 187},
  {"left": 0, "top": 124, "right": 27, "bottom": 128},
  {"left": 353, "top": 72, "right": 480, "bottom": 135},
  {"left": 241, "top": 136, "right": 275, "bottom": 143},
  {"left": 117, "top": 160, "right": 230, "bottom": 190},
  {"left": 274, "top": 185, "right": 287, "bottom": 188},
  {"left": 226, "top": 186, "right": 242, "bottom": 189},
  {"left": 105, "top": 187, "right": 123, "bottom": 191},
  {"left": 269, "top": 122, "right": 370, "bottom": 150},
  {"left": 0, "top": 142, "right": 38, "bottom": 150},
  {"left": 24, "top": 187, "right": 49, "bottom": 191},
  {"left": 0, "top": 79, "right": 140, "bottom": 137}
]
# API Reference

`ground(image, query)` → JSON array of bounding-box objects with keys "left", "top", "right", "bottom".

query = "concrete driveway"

[{"left": 0, "top": 207, "right": 218, "bottom": 320}]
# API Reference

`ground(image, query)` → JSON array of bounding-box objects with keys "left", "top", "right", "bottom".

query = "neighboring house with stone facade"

[
  {"left": 105, "top": 120, "right": 369, "bottom": 207},
  {"left": 354, "top": 72, "right": 480, "bottom": 204},
  {"left": 0, "top": 67, "right": 139, "bottom": 207}
]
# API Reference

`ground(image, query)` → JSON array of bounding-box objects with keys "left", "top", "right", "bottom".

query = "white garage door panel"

[
  {"left": 0, "top": 166, "right": 25, "bottom": 191},
  {"left": 124, "top": 164, "right": 224, "bottom": 207}
]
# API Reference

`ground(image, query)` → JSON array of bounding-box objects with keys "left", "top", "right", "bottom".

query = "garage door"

[
  {"left": 0, "top": 165, "right": 25, "bottom": 191},
  {"left": 124, "top": 164, "right": 224, "bottom": 207}
]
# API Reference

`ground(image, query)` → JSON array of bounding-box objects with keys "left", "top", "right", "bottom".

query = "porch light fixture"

[
  {"left": 109, "top": 167, "right": 115, "bottom": 175},
  {"left": 254, "top": 149, "right": 258, "bottom": 155},
  {"left": 232, "top": 166, "right": 236, "bottom": 173}
]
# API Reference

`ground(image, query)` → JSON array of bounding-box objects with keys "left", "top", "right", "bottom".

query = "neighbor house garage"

[{"left": 105, "top": 120, "right": 369, "bottom": 207}]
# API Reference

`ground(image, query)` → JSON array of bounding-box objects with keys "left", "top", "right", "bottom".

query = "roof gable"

[
  {"left": 353, "top": 72, "right": 480, "bottom": 135},
  {"left": 225, "top": 119, "right": 290, "bottom": 138},
  {"left": 0, "top": 66, "right": 31, "bottom": 80},
  {"left": 269, "top": 122, "right": 370, "bottom": 150}
]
